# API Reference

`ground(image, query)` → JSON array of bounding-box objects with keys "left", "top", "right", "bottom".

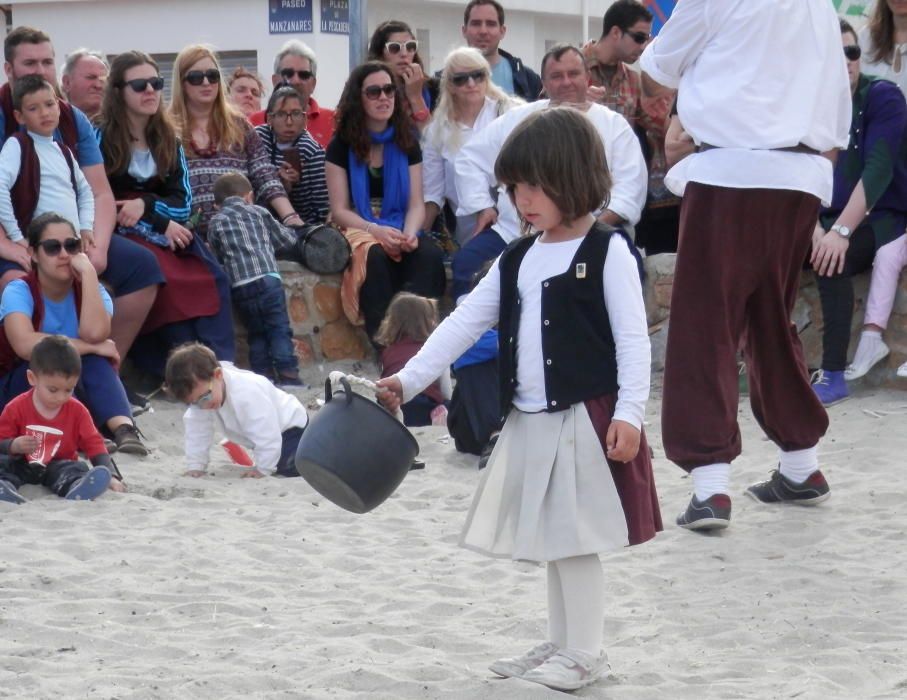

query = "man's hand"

[
  {"left": 115, "top": 198, "right": 145, "bottom": 228},
  {"left": 278, "top": 162, "right": 301, "bottom": 192},
  {"left": 91, "top": 339, "right": 121, "bottom": 369},
  {"left": 473, "top": 207, "right": 498, "bottom": 236},
  {"left": 0, "top": 237, "right": 31, "bottom": 271},
  {"left": 605, "top": 420, "right": 641, "bottom": 462},
  {"left": 185, "top": 469, "right": 206, "bottom": 478},
  {"left": 241, "top": 469, "right": 267, "bottom": 479},
  {"left": 80, "top": 229, "right": 95, "bottom": 249},
  {"left": 811, "top": 229, "right": 850, "bottom": 276},
  {"left": 11, "top": 435, "right": 38, "bottom": 455},
  {"left": 376, "top": 376, "right": 403, "bottom": 414}
]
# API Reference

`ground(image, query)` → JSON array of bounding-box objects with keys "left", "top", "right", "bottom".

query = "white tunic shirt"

[
  {"left": 454, "top": 100, "right": 648, "bottom": 243},
  {"left": 639, "top": 0, "right": 851, "bottom": 204},
  {"left": 183, "top": 363, "right": 309, "bottom": 475},
  {"left": 0, "top": 131, "right": 94, "bottom": 240},
  {"left": 396, "top": 232, "right": 650, "bottom": 429},
  {"left": 858, "top": 25, "right": 907, "bottom": 96}
]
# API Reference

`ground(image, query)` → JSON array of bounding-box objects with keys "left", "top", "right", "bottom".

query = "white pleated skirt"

[{"left": 459, "top": 403, "right": 631, "bottom": 563}]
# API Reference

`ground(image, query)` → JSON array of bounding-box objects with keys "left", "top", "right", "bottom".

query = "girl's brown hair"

[
  {"left": 169, "top": 44, "right": 247, "bottom": 155},
  {"left": 868, "top": 1, "right": 896, "bottom": 65},
  {"left": 494, "top": 107, "right": 611, "bottom": 233},
  {"left": 374, "top": 292, "right": 438, "bottom": 346},
  {"left": 99, "top": 51, "right": 177, "bottom": 178},
  {"left": 334, "top": 61, "right": 417, "bottom": 162}
]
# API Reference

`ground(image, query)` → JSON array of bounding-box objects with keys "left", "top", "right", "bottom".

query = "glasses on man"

[
  {"left": 450, "top": 69, "right": 487, "bottom": 87},
  {"left": 844, "top": 45, "right": 862, "bottom": 62},
  {"left": 270, "top": 109, "right": 307, "bottom": 122},
  {"left": 191, "top": 382, "right": 215, "bottom": 408},
  {"left": 362, "top": 83, "right": 396, "bottom": 100},
  {"left": 36, "top": 237, "right": 81, "bottom": 256},
  {"left": 119, "top": 77, "right": 164, "bottom": 93},
  {"left": 184, "top": 69, "right": 221, "bottom": 86},
  {"left": 385, "top": 40, "right": 418, "bottom": 55},
  {"left": 624, "top": 30, "right": 651, "bottom": 45},
  {"left": 280, "top": 68, "right": 315, "bottom": 81}
]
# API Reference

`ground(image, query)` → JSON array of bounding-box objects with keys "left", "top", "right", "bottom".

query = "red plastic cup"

[{"left": 26, "top": 424, "right": 63, "bottom": 466}]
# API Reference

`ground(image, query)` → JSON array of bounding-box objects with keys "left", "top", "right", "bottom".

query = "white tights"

[{"left": 546, "top": 554, "right": 605, "bottom": 654}]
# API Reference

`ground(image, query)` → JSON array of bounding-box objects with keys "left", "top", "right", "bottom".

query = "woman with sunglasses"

[
  {"left": 0, "top": 213, "right": 147, "bottom": 456},
  {"left": 325, "top": 61, "right": 446, "bottom": 341},
  {"left": 367, "top": 20, "right": 439, "bottom": 130},
  {"left": 423, "top": 47, "right": 520, "bottom": 245},
  {"left": 226, "top": 66, "right": 265, "bottom": 121},
  {"left": 254, "top": 86, "right": 329, "bottom": 224},
  {"left": 97, "top": 51, "right": 235, "bottom": 381},
  {"left": 169, "top": 45, "right": 302, "bottom": 239}
]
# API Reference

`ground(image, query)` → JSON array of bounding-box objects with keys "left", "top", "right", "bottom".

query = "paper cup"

[{"left": 26, "top": 424, "right": 63, "bottom": 466}]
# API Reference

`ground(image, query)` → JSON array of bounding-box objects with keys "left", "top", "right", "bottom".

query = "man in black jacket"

[{"left": 461, "top": 0, "right": 542, "bottom": 101}]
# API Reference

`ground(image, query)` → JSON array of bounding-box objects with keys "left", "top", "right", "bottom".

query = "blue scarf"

[{"left": 348, "top": 126, "right": 409, "bottom": 231}]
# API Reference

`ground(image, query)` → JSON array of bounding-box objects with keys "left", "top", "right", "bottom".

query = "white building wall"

[{"left": 6, "top": 0, "right": 615, "bottom": 108}]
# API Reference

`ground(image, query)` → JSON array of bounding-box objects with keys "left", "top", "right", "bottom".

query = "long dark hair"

[
  {"left": 868, "top": 1, "right": 896, "bottom": 65},
  {"left": 99, "top": 50, "right": 177, "bottom": 178},
  {"left": 367, "top": 20, "right": 425, "bottom": 69},
  {"left": 334, "top": 61, "right": 417, "bottom": 162}
]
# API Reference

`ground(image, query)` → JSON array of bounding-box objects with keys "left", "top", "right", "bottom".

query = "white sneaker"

[
  {"left": 522, "top": 648, "right": 609, "bottom": 691},
  {"left": 898, "top": 360, "right": 907, "bottom": 378},
  {"left": 488, "top": 641, "right": 559, "bottom": 679},
  {"left": 844, "top": 337, "right": 889, "bottom": 381}
]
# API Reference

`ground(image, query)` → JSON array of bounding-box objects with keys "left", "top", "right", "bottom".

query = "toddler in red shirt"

[{"left": 0, "top": 335, "right": 121, "bottom": 504}]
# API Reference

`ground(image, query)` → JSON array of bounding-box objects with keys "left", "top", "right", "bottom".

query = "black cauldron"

[{"left": 295, "top": 377, "right": 419, "bottom": 513}]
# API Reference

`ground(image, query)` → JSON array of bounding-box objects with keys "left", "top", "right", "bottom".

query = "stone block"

[
  {"left": 320, "top": 319, "right": 368, "bottom": 360},
  {"left": 293, "top": 337, "right": 315, "bottom": 365},
  {"left": 288, "top": 292, "right": 309, "bottom": 324},
  {"left": 313, "top": 283, "right": 343, "bottom": 323}
]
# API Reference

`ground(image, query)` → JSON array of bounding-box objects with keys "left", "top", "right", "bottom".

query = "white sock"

[
  {"left": 850, "top": 331, "right": 886, "bottom": 367},
  {"left": 691, "top": 463, "right": 731, "bottom": 501},
  {"left": 779, "top": 446, "right": 818, "bottom": 483},
  {"left": 553, "top": 555, "right": 604, "bottom": 654},
  {"left": 547, "top": 562, "right": 567, "bottom": 648}
]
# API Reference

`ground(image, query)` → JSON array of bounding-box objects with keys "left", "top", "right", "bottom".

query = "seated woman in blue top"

[
  {"left": 0, "top": 212, "right": 146, "bottom": 455},
  {"left": 325, "top": 61, "right": 446, "bottom": 340},
  {"left": 97, "top": 51, "right": 235, "bottom": 379}
]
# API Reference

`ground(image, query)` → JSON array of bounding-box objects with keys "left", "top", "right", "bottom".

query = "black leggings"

[
  {"left": 816, "top": 223, "right": 876, "bottom": 371},
  {"left": 360, "top": 238, "right": 447, "bottom": 339}
]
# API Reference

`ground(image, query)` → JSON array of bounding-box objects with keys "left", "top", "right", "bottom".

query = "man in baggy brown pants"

[{"left": 639, "top": 0, "right": 852, "bottom": 530}]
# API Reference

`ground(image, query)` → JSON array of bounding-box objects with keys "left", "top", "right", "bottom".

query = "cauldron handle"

[{"left": 325, "top": 376, "right": 355, "bottom": 406}]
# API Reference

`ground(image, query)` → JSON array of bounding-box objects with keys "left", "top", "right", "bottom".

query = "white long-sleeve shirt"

[
  {"left": 454, "top": 100, "right": 648, "bottom": 243},
  {"left": 0, "top": 131, "right": 94, "bottom": 240},
  {"left": 639, "top": 0, "right": 851, "bottom": 204},
  {"left": 183, "top": 363, "right": 309, "bottom": 475},
  {"left": 396, "top": 231, "right": 650, "bottom": 429}
]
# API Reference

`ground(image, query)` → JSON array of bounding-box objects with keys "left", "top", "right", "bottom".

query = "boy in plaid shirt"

[{"left": 208, "top": 173, "right": 301, "bottom": 386}]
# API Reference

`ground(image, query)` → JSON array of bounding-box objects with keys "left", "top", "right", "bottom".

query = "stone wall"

[
  {"left": 234, "top": 260, "right": 370, "bottom": 367},
  {"left": 642, "top": 253, "right": 907, "bottom": 386}
]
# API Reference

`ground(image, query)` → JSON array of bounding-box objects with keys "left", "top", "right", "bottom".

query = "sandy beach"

[{"left": 0, "top": 362, "right": 905, "bottom": 700}]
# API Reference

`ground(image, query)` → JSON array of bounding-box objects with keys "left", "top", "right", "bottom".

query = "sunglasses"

[
  {"left": 280, "top": 68, "right": 315, "bottom": 81},
  {"left": 450, "top": 69, "right": 487, "bottom": 87},
  {"left": 363, "top": 83, "right": 396, "bottom": 100},
  {"left": 190, "top": 381, "right": 215, "bottom": 408},
  {"left": 36, "top": 237, "right": 81, "bottom": 256},
  {"left": 844, "top": 45, "right": 862, "bottom": 62},
  {"left": 624, "top": 30, "right": 651, "bottom": 45},
  {"left": 184, "top": 69, "right": 221, "bottom": 86},
  {"left": 119, "top": 77, "right": 164, "bottom": 93},
  {"left": 385, "top": 40, "right": 418, "bottom": 55}
]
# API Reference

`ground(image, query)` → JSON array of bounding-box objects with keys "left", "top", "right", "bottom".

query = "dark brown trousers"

[{"left": 662, "top": 183, "right": 829, "bottom": 471}]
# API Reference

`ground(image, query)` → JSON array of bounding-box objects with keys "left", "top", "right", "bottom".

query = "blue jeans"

[
  {"left": 278, "top": 426, "right": 305, "bottom": 477},
  {"left": 231, "top": 276, "right": 297, "bottom": 378},
  {"left": 451, "top": 227, "right": 507, "bottom": 299}
]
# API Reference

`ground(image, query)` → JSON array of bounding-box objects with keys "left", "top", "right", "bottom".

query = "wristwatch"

[{"left": 830, "top": 224, "right": 852, "bottom": 239}]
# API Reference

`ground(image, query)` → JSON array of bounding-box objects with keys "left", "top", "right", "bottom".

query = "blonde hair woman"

[
  {"left": 422, "top": 47, "right": 520, "bottom": 244},
  {"left": 169, "top": 45, "right": 302, "bottom": 237}
]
